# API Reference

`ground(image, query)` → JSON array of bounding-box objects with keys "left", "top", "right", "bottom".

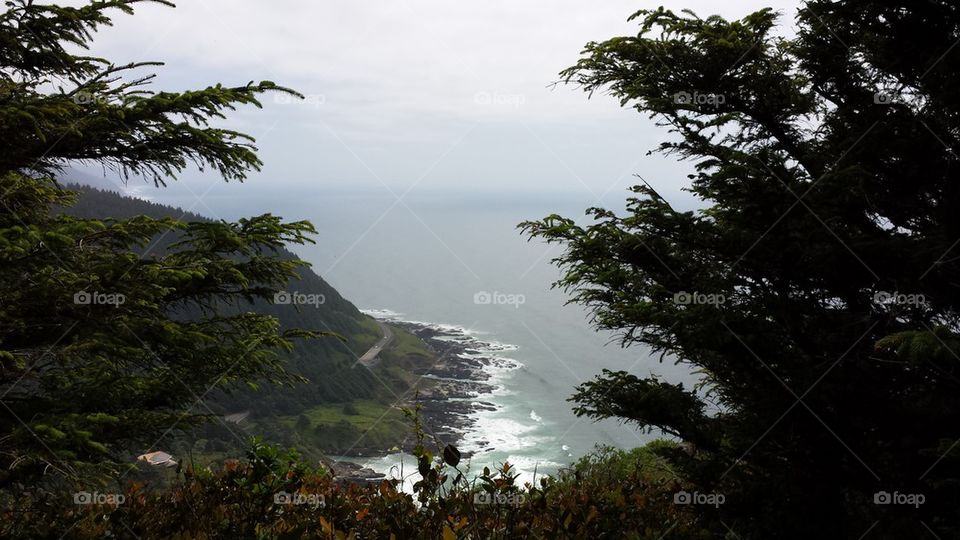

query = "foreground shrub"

[{"left": 3, "top": 439, "right": 703, "bottom": 539}]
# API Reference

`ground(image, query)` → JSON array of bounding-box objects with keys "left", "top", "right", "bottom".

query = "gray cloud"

[{"left": 73, "top": 0, "right": 802, "bottom": 206}]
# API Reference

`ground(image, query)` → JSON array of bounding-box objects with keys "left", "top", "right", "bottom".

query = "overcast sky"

[{"left": 76, "top": 0, "right": 802, "bottom": 210}]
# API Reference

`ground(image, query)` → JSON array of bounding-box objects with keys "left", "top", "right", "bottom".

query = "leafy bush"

[{"left": 2, "top": 432, "right": 699, "bottom": 538}]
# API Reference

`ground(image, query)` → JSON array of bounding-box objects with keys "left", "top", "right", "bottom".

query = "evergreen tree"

[
  {"left": 0, "top": 0, "right": 322, "bottom": 487},
  {"left": 524, "top": 3, "right": 960, "bottom": 537}
]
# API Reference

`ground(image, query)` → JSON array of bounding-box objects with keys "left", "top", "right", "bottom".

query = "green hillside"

[{"left": 59, "top": 184, "right": 432, "bottom": 462}]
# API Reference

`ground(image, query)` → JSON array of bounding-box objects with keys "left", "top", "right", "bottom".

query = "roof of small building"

[{"left": 137, "top": 451, "right": 177, "bottom": 468}]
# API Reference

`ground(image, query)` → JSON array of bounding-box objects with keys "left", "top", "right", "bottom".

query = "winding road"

[
  {"left": 355, "top": 320, "right": 393, "bottom": 368},
  {"left": 223, "top": 321, "right": 392, "bottom": 422}
]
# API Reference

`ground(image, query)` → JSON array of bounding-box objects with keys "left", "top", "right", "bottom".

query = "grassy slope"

[{"left": 256, "top": 325, "right": 439, "bottom": 455}]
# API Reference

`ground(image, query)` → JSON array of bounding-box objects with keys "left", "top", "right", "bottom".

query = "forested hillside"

[
  {"left": 62, "top": 184, "right": 383, "bottom": 408},
  {"left": 57, "top": 184, "right": 414, "bottom": 459}
]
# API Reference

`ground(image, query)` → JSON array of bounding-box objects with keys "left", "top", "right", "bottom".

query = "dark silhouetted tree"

[{"left": 524, "top": 3, "right": 960, "bottom": 538}]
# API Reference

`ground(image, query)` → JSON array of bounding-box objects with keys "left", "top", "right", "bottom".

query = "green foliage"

[
  {"left": 565, "top": 442, "right": 680, "bottom": 487},
  {"left": 0, "top": 0, "right": 302, "bottom": 184},
  {"left": 0, "top": 170, "right": 325, "bottom": 485},
  {"left": 62, "top": 185, "right": 390, "bottom": 416},
  {"left": 0, "top": 0, "right": 324, "bottom": 488},
  {"left": 1, "top": 438, "right": 694, "bottom": 539},
  {"left": 523, "top": 3, "right": 960, "bottom": 538}
]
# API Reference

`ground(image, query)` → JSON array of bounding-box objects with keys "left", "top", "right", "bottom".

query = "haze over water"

[
  {"left": 74, "top": 1, "right": 781, "bottom": 483},
  {"left": 78, "top": 165, "right": 700, "bottom": 482},
  {"left": 74, "top": 2, "right": 792, "bottom": 481},
  {"left": 285, "top": 188, "right": 697, "bottom": 482}
]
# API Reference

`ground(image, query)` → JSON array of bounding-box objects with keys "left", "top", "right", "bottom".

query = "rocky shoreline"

[
  {"left": 393, "top": 321, "right": 502, "bottom": 451},
  {"left": 330, "top": 316, "right": 518, "bottom": 483}
]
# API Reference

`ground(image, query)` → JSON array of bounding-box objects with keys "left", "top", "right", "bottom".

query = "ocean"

[
  {"left": 282, "top": 188, "right": 699, "bottom": 485},
  {"left": 107, "top": 179, "right": 698, "bottom": 485}
]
